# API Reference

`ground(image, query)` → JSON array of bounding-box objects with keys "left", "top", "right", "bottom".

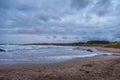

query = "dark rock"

[
  {"left": 87, "top": 49, "right": 93, "bottom": 52},
  {"left": 85, "top": 71, "right": 90, "bottom": 74},
  {"left": 0, "top": 49, "right": 6, "bottom": 52}
]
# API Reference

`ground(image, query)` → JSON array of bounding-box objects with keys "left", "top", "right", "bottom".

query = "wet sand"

[
  {"left": 96, "top": 47, "right": 120, "bottom": 56},
  {"left": 0, "top": 47, "right": 120, "bottom": 80}
]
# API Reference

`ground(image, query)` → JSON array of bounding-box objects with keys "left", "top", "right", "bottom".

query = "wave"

[
  {"left": 0, "top": 45, "right": 64, "bottom": 52},
  {"left": 0, "top": 45, "right": 110, "bottom": 64}
]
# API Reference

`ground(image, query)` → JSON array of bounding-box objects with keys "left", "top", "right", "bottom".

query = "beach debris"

[{"left": 0, "top": 49, "right": 6, "bottom": 52}]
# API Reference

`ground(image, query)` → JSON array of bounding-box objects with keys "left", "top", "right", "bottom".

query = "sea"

[{"left": 0, "top": 45, "right": 110, "bottom": 64}]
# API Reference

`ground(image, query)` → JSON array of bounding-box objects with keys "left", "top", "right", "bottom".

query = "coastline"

[
  {"left": 96, "top": 47, "right": 120, "bottom": 56},
  {"left": 0, "top": 47, "right": 120, "bottom": 80}
]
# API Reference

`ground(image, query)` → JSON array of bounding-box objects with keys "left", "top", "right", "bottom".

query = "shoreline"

[
  {"left": 0, "top": 47, "right": 120, "bottom": 80},
  {"left": 96, "top": 47, "right": 120, "bottom": 56}
]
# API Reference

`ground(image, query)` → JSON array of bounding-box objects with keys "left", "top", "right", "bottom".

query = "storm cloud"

[{"left": 0, "top": 0, "right": 120, "bottom": 43}]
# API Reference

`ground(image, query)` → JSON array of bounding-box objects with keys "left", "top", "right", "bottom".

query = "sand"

[
  {"left": 0, "top": 47, "right": 120, "bottom": 80},
  {"left": 96, "top": 47, "right": 120, "bottom": 56}
]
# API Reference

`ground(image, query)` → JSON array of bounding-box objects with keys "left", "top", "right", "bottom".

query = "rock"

[
  {"left": 0, "top": 49, "right": 6, "bottom": 52},
  {"left": 87, "top": 49, "right": 93, "bottom": 52},
  {"left": 85, "top": 71, "right": 90, "bottom": 74}
]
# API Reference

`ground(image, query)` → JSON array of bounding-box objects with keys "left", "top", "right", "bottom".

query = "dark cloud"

[
  {"left": 18, "top": 5, "right": 36, "bottom": 11},
  {"left": 71, "top": 0, "right": 90, "bottom": 10},
  {"left": 92, "top": 0, "right": 112, "bottom": 16},
  {"left": 0, "top": 0, "right": 18, "bottom": 9}
]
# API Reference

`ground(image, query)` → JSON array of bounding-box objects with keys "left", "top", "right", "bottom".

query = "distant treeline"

[
  {"left": 86, "top": 40, "right": 110, "bottom": 44},
  {"left": 23, "top": 42, "right": 85, "bottom": 46},
  {"left": 0, "top": 40, "right": 119, "bottom": 48},
  {"left": 0, "top": 40, "right": 119, "bottom": 46},
  {"left": 23, "top": 40, "right": 110, "bottom": 46}
]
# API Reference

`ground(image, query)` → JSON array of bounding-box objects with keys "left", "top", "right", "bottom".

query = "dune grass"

[
  {"left": 78, "top": 42, "right": 120, "bottom": 49},
  {"left": 105, "top": 42, "right": 120, "bottom": 48}
]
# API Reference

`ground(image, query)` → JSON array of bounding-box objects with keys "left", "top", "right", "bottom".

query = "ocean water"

[{"left": 0, "top": 45, "right": 110, "bottom": 64}]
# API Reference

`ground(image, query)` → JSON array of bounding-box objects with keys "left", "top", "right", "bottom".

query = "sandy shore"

[
  {"left": 0, "top": 47, "right": 120, "bottom": 80},
  {"left": 96, "top": 47, "right": 120, "bottom": 56}
]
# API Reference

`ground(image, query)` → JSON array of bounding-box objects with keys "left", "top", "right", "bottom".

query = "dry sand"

[{"left": 0, "top": 47, "right": 120, "bottom": 80}]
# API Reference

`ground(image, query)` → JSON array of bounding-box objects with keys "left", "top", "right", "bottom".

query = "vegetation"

[
  {"left": 22, "top": 42, "right": 85, "bottom": 46},
  {"left": 85, "top": 40, "right": 120, "bottom": 48},
  {"left": 86, "top": 40, "right": 110, "bottom": 44},
  {"left": 105, "top": 42, "right": 120, "bottom": 48},
  {"left": 0, "top": 40, "right": 120, "bottom": 48}
]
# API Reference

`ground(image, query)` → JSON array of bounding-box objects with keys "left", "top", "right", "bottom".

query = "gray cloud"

[
  {"left": 71, "top": 0, "right": 91, "bottom": 10},
  {"left": 0, "top": 0, "right": 120, "bottom": 43},
  {"left": 92, "top": 0, "right": 112, "bottom": 16},
  {"left": 0, "top": 0, "right": 15, "bottom": 9}
]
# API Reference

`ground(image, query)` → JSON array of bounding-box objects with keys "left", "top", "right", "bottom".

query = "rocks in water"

[
  {"left": 73, "top": 47, "right": 88, "bottom": 51},
  {"left": 87, "top": 49, "right": 93, "bottom": 52},
  {"left": 0, "top": 49, "right": 5, "bottom": 52},
  {"left": 74, "top": 47, "right": 94, "bottom": 52}
]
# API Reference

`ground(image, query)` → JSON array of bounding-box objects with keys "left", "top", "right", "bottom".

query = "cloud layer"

[{"left": 0, "top": 0, "right": 120, "bottom": 43}]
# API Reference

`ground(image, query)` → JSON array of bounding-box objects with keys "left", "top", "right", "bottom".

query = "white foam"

[{"left": 0, "top": 45, "right": 109, "bottom": 64}]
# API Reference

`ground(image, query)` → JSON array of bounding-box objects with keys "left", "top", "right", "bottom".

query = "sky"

[{"left": 0, "top": 0, "right": 120, "bottom": 44}]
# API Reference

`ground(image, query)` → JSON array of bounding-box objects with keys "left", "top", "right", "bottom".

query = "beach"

[
  {"left": 0, "top": 47, "right": 120, "bottom": 80},
  {"left": 0, "top": 0, "right": 120, "bottom": 79}
]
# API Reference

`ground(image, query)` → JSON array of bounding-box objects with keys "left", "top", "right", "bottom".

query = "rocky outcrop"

[
  {"left": 74, "top": 47, "right": 94, "bottom": 52},
  {"left": 87, "top": 49, "right": 93, "bottom": 52},
  {"left": 0, "top": 49, "right": 6, "bottom": 52}
]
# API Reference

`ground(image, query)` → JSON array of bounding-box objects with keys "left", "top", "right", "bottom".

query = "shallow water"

[{"left": 0, "top": 45, "right": 110, "bottom": 64}]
